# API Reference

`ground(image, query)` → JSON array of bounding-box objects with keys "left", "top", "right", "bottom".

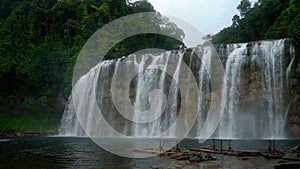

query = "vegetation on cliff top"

[
  {"left": 0, "top": 0, "right": 184, "bottom": 131},
  {"left": 211, "top": 0, "right": 300, "bottom": 44}
]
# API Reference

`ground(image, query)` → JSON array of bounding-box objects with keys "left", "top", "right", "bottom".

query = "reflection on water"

[
  {"left": 0, "top": 137, "right": 299, "bottom": 169},
  {"left": 0, "top": 137, "right": 174, "bottom": 169}
]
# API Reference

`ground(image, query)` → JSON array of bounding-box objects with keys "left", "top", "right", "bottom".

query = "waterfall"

[
  {"left": 59, "top": 39, "right": 295, "bottom": 139},
  {"left": 217, "top": 39, "right": 294, "bottom": 139},
  {"left": 218, "top": 43, "right": 248, "bottom": 138},
  {"left": 190, "top": 46, "right": 214, "bottom": 136},
  {"left": 59, "top": 52, "right": 187, "bottom": 138},
  {"left": 131, "top": 53, "right": 172, "bottom": 137},
  {"left": 59, "top": 60, "right": 115, "bottom": 136},
  {"left": 58, "top": 97, "right": 84, "bottom": 136},
  {"left": 260, "top": 40, "right": 291, "bottom": 139}
]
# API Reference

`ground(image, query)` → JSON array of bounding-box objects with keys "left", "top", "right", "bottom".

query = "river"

[{"left": 0, "top": 137, "right": 299, "bottom": 168}]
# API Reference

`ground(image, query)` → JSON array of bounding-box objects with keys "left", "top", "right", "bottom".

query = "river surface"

[{"left": 0, "top": 137, "right": 299, "bottom": 169}]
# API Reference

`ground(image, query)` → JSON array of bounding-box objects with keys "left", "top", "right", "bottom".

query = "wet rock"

[
  {"left": 205, "top": 154, "right": 212, "bottom": 159},
  {"left": 169, "top": 155, "right": 177, "bottom": 159},
  {"left": 176, "top": 156, "right": 190, "bottom": 160},
  {"left": 196, "top": 153, "right": 203, "bottom": 159},
  {"left": 274, "top": 163, "right": 300, "bottom": 169},
  {"left": 292, "top": 79, "right": 299, "bottom": 86},
  {"left": 16, "top": 132, "right": 23, "bottom": 137},
  {"left": 172, "top": 164, "right": 185, "bottom": 168},
  {"left": 189, "top": 156, "right": 202, "bottom": 163},
  {"left": 241, "top": 157, "right": 250, "bottom": 161},
  {"left": 278, "top": 160, "right": 287, "bottom": 164}
]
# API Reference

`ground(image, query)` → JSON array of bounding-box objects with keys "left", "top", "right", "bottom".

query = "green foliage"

[
  {"left": 128, "top": 0, "right": 154, "bottom": 13},
  {"left": 237, "top": 0, "right": 251, "bottom": 17},
  {"left": 265, "top": 0, "right": 300, "bottom": 43},
  {"left": 0, "top": 113, "right": 59, "bottom": 131},
  {"left": 0, "top": 0, "right": 185, "bottom": 131},
  {"left": 104, "top": 13, "right": 185, "bottom": 60},
  {"left": 212, "top": 0, "right": 291, "bottom": 44}
]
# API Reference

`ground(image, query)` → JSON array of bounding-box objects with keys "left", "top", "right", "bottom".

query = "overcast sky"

[{"left": 147, "top": 0, "right": 258, "bottom": 35}]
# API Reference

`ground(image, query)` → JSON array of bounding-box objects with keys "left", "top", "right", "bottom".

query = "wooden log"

[
  {"left": 134, "top": 148, "right": 189, "bottom": 157},
  {"left": 190, "top": 148, "right": 261, "bottom": 157},
  {"left": 134, "top": 148, "right": 163, "bottom": 154}
]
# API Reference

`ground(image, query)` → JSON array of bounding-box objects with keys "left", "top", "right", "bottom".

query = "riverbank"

[
  {"left": 138, "top": 145, "right": 300, "bottom": 169},
  {"left": 150, "top": 155, "right": 300, "bottom": 169},
  {"left": 0, "top": 130, "right": 58, "bottom": 137},
  {"left": 0, "top": 114, "right": 60, "bottom": 137}
]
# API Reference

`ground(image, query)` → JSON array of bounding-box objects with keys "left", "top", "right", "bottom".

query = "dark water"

[{"left": 0, "top": 137, "right": 299, "bottom": 169}]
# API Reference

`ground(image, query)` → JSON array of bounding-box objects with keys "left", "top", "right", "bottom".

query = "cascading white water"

[
  {"left": 132, "top": 54, "right": 147, "bottom": 137},
  {"left": 59, "top": 39, "right": 294, "bottom": 139},
  {"left": 59, "top": 52, "right": 186, "bottom": 137},
  {"left": 59, "top": 60, "right": 115, "bottom": 136},
  {"left": 58, "top": 97, "right": 84, "bottom": 136},
  {"left": 161, "top": 52, "right": 186, "bottom": 137},
  {"left": 218, "top": 44, "right": 248, "bottom": 138},
  {"left": 195, "top": 46, "right": 213, "bottom": 136},
  {"left": 260, "top": 40, "right": 290, "bottom": 139},
  {"left": 217, "top": 39, "right": 294, "bottom": 139},
  {"left": 131, "top": 53, "right": 172, "bottom": 137}
]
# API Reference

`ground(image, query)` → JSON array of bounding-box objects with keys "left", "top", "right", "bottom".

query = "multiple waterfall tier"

[{"left": 59, "top": 39, "right": 295, "bottom": 139}]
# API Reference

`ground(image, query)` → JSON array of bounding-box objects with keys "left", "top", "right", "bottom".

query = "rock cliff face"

[
  {"left": 59, "top": 39, "right": 300, "bottom": 139},
  {"left": 211, "top": 39, "right": 299, "bottom": 138},
  {"left": 289, "top": 46, "right": 300, "bottom": 137}
]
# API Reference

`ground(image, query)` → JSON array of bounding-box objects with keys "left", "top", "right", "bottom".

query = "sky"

[{"left": 147, "top": 0, "right": 258, "bottom": 35}]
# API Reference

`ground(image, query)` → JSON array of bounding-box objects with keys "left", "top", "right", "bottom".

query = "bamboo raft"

[
  {"left": 134, "top": 140, "right": 299, "bottom": 161},
  {"left": 135, "top": 147, "right": 286, "bottom": 159}
]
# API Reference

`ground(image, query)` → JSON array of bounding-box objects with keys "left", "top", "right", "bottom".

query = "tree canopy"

[
  {"left": 0, "top": 0, "right": 185, "bottom": 117},
  {"left": 211, "top": 0, "right": 297, "bottom": 44}
]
